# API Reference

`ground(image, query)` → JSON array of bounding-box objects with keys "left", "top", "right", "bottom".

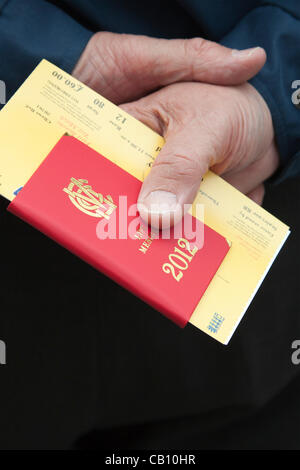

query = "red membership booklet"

[{"left": 8, "top": 135, "right": 230, "bottom": 327}]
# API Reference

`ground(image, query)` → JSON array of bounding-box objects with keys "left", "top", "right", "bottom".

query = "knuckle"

[
  {"left": 184, "top": 37, "right": 210, "bottom": 58},
  {"left": 175, "top": 154, "right": 204, "bottom": 179},
  {"left": 92, "top": 31, "right": 116, "bottom": 57},
  {"left": 183, "top": 37, "right": 214, "bottom": 79},
  {"left": 93, "top": 32, "right": 132, "bottom": 68},
  {"left": 154, "top": 153, "right": 204, "bottom": 181}
]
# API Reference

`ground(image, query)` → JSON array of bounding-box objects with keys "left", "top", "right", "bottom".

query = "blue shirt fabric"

[{"left": 0, "top": 0, "right": 299, "bottom": 182}]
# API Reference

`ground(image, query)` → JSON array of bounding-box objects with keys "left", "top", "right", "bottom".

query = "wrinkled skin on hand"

[
  {"left": 73, "top": 31, "right": 266, "bottom": 104},
  {"left": 73, "top": 31, "right": 275, "bottom": 227},
  {"left": 122, "top": 81, "right": 279, "bottom": 226}
]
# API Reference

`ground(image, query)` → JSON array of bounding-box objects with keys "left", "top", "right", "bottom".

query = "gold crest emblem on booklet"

[{"left": 63, "top": 177, "right": 117, "bottom": 219}]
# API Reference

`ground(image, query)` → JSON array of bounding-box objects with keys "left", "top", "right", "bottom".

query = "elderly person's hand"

[
  {"left": 72, "top": 31, "right": 266, "bottom": 104},
  {"left": 121, "top": 80, "right": 279, "bottom": 227}
]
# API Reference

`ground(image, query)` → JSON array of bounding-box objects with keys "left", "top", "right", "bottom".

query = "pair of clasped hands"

[{"left": 73, "top": 32, "right": 279, "bottom": 228}]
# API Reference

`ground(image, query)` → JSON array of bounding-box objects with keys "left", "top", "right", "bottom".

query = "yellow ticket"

[
  {"left": 189, "top": 174, "right": 290, "bottom": 343},
  {"left": 0, "top": 59, "right": 164, "bottom": 200},
  {"left": 0, "top": 59, "right": 290, "bottom": 344}
]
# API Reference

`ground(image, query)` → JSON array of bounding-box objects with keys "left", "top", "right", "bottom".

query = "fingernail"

[
  {"left": 139, "top": 190, "right": 178, "bottom": 215},
  {"left": 232, "top": 46, "right": 261, "bottom": 58}
]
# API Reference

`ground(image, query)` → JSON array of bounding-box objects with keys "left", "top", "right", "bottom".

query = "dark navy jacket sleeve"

[
  {"left": 220, "top": 1, "right": 300, "bottom": 182},
  {"left": 0, "top": 0, "right": 93, "bottom": 104}
]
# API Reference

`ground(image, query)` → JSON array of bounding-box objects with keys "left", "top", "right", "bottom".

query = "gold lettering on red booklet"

[
  {"left": 63, "top": 177, "right": 117, "bottom": 219},
  {"left": 162, "top": 238, "right": 198, "bottom": 282}
]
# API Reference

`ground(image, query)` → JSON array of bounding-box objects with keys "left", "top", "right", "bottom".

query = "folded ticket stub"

[{"left": 0, "top": 59, "right": 290, "bottom": 344}]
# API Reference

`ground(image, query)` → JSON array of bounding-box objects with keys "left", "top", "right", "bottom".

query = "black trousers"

[{"left": 0, "top": 176, "right": 299, "bottom": 450}]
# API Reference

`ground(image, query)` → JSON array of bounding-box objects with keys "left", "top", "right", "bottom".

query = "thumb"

[
  {"left": 121, "top": 90, "right": 215, "bottom": 229},
  {"left": 137, "top": 130, "right": 211, "bottom": 229},
  {"left": 73, "top": 32, "right": 266, "bottom": 104}
]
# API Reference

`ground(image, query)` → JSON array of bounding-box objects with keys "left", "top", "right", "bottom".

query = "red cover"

[{"left": 8, "top": 135, "right": 230, "bottom": 327}]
